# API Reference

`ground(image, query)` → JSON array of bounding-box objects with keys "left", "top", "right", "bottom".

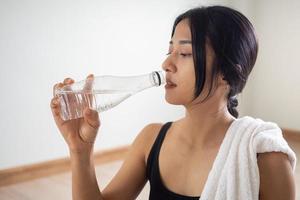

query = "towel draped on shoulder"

[{"left": 199, "top": 116, "right": 296, "bottom": 200}]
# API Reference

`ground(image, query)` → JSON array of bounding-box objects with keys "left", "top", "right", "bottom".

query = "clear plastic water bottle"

[{"left": 54, "top": 71, "right": 165, "bottom": 121}]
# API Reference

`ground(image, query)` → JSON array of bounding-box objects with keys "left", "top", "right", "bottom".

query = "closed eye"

[
  {"left": 165, "top": 52, "right": 192, "bottom": 57},
  {"left": 180, "top": 53, "right": 192, "bottom": 57}
]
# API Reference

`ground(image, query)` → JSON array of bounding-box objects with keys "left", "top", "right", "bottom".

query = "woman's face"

[{"left": 162, "top": 19, "right": 216, "bottom": 106}]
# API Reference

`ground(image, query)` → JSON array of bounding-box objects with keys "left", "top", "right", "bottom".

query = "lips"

[
  {"left": 166, "top": 78, "right": 177, "bottom": 86},
  {"left": 165, "top": 77, "right": 177, "bottom": 89}
]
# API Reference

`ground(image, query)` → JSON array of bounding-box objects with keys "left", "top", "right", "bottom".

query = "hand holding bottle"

[
  {"left": 54, "top": 71, "right": 165, "bottom": 121},
  {"left": 50, "top": 74, "right": 100, "bottom": 153},
  {"left": 50, "top": 71, "right": 165, "bottom": 153}
]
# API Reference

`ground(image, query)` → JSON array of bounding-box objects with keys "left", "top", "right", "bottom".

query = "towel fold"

[{"left": 200, "top": 116, "right": 297, "bottom": 200}]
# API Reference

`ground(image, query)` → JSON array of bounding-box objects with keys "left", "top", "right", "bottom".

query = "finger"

[
  {"left": 82, "top": 74, "right": 95, "bottom": 109},
  {"left": 61, "top": 78, "right": 77, "bottom": 119},
  {"left": 50, "top": 97, "right": 64, "bottom": 125},
  {"left": 63, "top": 77, "right": 74, "bottom": 85},
  {"left": 83, "top": 107, "right": 100, "bottom": 130},
  {"left": 78, "top": 108, "right": 100, "bottom": 143},
  {"left": 83, "top": 74, "right": 94, "bottom": 91},
  {"left": 62, "top": 78, "right": 75, "bottom": 100},
  {"left": 50, "top": 96, "right": 59, "bottom": 109},
  {"left": 53, "top": 82, "right": 64, "bottom": 97},
  {"left": 53, "top": 82, "right": 72, "bottom": 120}
]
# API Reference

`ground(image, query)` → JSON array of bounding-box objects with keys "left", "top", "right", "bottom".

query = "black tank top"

[{"left": 146, "top": 122, "right": 201, "bottom": 200}]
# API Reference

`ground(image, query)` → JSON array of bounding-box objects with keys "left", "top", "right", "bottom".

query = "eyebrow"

[{"left": 169, "top": 40, "right": 192, "bottom": 45}]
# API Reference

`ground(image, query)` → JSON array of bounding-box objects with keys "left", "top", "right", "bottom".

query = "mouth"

[{"left": 165, "top": 79, "right": 177, "bottom": 89}]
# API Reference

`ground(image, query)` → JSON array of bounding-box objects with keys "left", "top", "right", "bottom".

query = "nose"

[{"left": 162, "top": 54, "right": 177, "bottom": 73}]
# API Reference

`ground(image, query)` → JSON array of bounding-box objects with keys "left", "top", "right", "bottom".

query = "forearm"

[{"left": 70, "top": 150, "right": 104, "bottom": 200}]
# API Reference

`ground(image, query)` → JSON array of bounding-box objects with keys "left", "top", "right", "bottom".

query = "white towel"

[{"left": 200, "top": 116, "right": 297, "bottom": 200}]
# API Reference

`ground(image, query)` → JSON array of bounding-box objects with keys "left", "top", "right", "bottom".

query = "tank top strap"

[{"left": 146, "top": 121, "right": 172, "bottom": 180}]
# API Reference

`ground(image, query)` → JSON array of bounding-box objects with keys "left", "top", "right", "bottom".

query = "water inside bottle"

[
  {"left": 56, "top": 89, "right": 133, "bottom": 121},
  {"left": 93, "top": 89, "right": 133, "bottom": 112}
]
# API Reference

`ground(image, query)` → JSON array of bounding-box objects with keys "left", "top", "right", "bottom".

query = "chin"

[{"left": 164, "top": 95, "right": 187, "bottom": 105}]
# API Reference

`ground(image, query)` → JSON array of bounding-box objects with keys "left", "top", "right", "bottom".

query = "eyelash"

[{"left": 166, "top": 52, "right": 192, "bottom": 57}]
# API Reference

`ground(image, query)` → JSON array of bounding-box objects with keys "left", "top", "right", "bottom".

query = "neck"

[{"left": 178, "top": 97, "right": 236, "bottom": 148}]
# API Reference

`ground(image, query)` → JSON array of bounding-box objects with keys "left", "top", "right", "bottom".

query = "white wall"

[
  {"left": 233, "top": 0, "right": 300, "bottom": 130},
  {"left": 0, "top": 0, "right": 229, "bottom": 170},
  {"left": 4, "top": 0, "right": 297, "bottom": 170},
  {"left": 227, "top": 0, "right": 256, "bottom": 117}
]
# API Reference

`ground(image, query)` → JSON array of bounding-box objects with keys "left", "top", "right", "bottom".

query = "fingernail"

[{"left": 87, "top": 74, "right": 94, "bottom": 79}]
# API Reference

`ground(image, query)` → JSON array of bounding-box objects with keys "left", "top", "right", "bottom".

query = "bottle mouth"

[{"left": 152, "top": 71, "right": 166, "bottom": 86}]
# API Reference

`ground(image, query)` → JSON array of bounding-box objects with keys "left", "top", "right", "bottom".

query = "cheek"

[
  {"left": 164, "top": 76, "right": 195, "bottom": 105},
  {"left": 181, "top": 64, "right": 196, "bottom": 94}
]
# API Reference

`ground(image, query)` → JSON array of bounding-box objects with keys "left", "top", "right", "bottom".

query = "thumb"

[{"left": 83, "top": 108, "right": 100, "bottom": 130}]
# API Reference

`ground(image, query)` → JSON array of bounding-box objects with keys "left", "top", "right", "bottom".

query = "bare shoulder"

[
  {"left": 139, "top": 123, "right": 164, "bottom": 138},
  {"left": 101, "top": 123, "right": 164, "bottom": 200},
  {"left": 136, "top": 123, "right": 164, "bottom": 163},
  {"left": 257, "top": 152, "right": 295, "bottom": 200}
]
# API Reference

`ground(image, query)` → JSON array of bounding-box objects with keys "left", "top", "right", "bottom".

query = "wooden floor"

[{"left": 1, "top": 138, "right": 299, "bottom": 200}]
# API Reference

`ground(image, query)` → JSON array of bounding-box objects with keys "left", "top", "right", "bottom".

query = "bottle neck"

[
  {"left": 133, "top": 71, "right": 165, "bottom": 93},
  {"left": 132, "top": 73, "right": 157, "bottom": 93},
  {"left": 150, "top": 71, "right": 165, "bottom": 87}
]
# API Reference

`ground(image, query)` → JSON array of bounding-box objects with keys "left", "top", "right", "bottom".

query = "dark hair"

[{"left": 171, "top": 6, "right": 258, "bottom": 118}]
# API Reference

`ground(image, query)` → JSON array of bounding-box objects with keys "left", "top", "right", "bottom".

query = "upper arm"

[
  {"left": 257, "top": 152, "right": 296, "bottom": 200},
  {"left": 101, "top": 123, "right": 162, "bottom": 200}
]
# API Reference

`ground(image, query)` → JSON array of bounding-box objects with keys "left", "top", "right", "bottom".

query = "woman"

[{"left": 50, "top": 6, "right": 296, "bottom": 200}]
